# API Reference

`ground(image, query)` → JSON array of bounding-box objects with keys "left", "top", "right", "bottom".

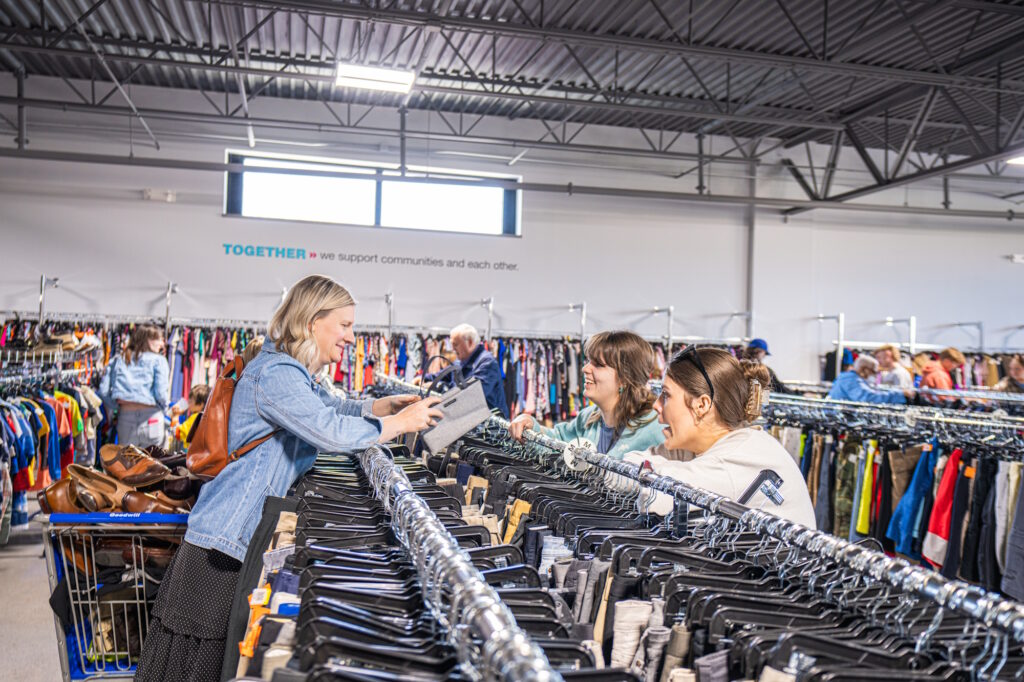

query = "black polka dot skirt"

[{"left": 134, "top": 541, "right": 242, "bottom": 682}]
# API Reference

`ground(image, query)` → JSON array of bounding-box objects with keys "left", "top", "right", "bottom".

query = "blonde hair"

[
  {"left": 268, "top": 275, "right": 356, "bottom": 371},
  {"left": 241, "top": 335, "right": 265, "bottom": 364},
  {"left": 875, "top": 344, "right": 902, "bottom": 362},
  {"left": 940, "top": 347, "right": 966, "bottom": 366}
]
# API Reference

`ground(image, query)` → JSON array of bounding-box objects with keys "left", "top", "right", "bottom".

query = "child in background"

[
  {"left": 241, "top": 335, "right": 265, "bottom": 364},
  {"left": 173, "top": 384, "right": 211, "bottom": 451}
]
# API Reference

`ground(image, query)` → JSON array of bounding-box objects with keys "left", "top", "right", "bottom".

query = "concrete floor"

[{"left": 0, "top": 497, "right": 69, "bottom": 682}]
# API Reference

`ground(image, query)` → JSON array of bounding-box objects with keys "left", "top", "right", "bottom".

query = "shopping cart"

[{"left": 43, "top": 512, "right": 188, "bottom": 681}]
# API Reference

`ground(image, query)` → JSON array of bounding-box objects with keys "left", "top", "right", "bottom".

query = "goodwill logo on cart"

[{"left": 221, "top": 243, "right": 519, "bottom": 272}]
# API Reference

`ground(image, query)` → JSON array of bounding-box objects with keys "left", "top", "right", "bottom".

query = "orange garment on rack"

[
  {"left": 354, "top": 337, "right": 365, "bottom": 393},
  {"left": 920, "top": 361, "right": 953, "bottom": 391}
]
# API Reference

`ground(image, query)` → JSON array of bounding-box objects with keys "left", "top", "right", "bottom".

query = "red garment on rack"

[{"left": 922, "top": 448, "right": 964, "bottom": 568}]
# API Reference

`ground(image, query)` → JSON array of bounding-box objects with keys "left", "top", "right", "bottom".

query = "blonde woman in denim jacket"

[{"left": 135, "top": 275, "right": 442, "bottom": 682}]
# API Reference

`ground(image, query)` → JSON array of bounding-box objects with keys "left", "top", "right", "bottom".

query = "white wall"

[
  {"left": 2, "top": 75, "right": 1024, "bottom": 381},
  {"left": 753, "top": 211, "right": 1024, "bottom": 379}
]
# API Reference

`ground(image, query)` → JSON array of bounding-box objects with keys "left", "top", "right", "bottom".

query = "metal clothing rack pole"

[
  {"left": 0, "top": 367, "right": 88, "bottom": 385},
  {"left": 885, "top": 316, "right": 917, "bottom": 356},
  {"left": 2, "top": 310, "right": 270, "bottom": 329},
  {"left": 837, "top": 339, "right": 946, "bottom": 353},
  {"left": 373, "top": 371, "right": 1024, "bottom": 645},
  {"left": 2, "top": 310, "right": 163, "bottom": 325},
  {"left": 780, "top": 380, "right": 1024, "bottom": 405},
  {"left": 768, "top": 393, "right": 1024, "bottom": 429},
  {"left": 38, "top": 275, "right": 59, "bottom": 328},
  {"left": 818, "top": 313, "right": 845, "bottom": 381},
  {"left": 356, "top": 445, "right": 561, "bottom": 682},
  {"left": 906, "top": 385, "right": 1024, "bottom": 405},
  {"left": 167, "top": 316, "right": 268, "bottom": 330},
  {"left": 652, "top": 306, "right": 675, "bottom": 353},
  {"left": 6, "top": 310, "right": 749, "bottom": 348},
  {"left": 567, "top": 302, "right": 587, "bottom": 341},
  {"left": 0, "top": 348, "right": 69, "bottom": 367},
  {"left": 355, "top": 324, "right": 588, "bottom": 342}
]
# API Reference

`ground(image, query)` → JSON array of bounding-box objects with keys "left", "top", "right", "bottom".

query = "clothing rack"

[
  {"left": 767, "top": 392, "right": 1024, "bottom": 429},
  {"left": 374, "top": 371, "right": 1024, "bottom": 647},
  {"left": 2, "top": 311, "right": 162, "bottom": 325},
  {"left": 3, "top": 310, "right": 750, "bottom": 346},
  {"left": 497, "top": 417, "right": 1024, "bottom": 648},
  {"left": 355, "top": 444, "right": 561, "bottom": 682},
  {"left": 3, "top": 311, "right": 268, "bottom": 329},
  {"left": 0, "top": 348, "right": 72, "bottom": 367},
  {"left": 787, "top": 379, "right": 1024, "bottom": 405},
  {"left": 0, "top": 367, "right": 88, "bottom": 386}
]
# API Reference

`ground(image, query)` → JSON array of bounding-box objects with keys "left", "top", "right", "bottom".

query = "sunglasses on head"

[{"left": 677, "top": 345, "right": 715, "bottom": 402}]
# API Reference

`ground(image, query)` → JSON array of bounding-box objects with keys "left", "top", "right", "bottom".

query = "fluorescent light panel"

[
  {"left": 1008, "top": 156, "right": 1024, "bottom": 165},
  {"left": 336, "top": 63, "right": 416, "bottom": 93}
]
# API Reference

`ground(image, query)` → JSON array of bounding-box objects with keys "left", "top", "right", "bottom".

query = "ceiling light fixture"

[
  {"left": 1008, "top": 156, "right": 1024, "bottom": 165},
  {"left": 335, "top": 64, "right": 416, "bottom": 93}
]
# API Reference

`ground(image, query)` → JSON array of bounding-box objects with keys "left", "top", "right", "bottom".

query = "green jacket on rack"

[{"left": 539, "top": 404, "right": 665, "bottom": 460}]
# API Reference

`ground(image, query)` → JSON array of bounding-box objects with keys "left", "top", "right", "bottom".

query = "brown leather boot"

[{"left": 100, "top": 444, "right": 171, "bottom": 486}]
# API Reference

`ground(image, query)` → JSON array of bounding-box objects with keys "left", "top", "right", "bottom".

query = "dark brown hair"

[
  {"left": 740, "top": 346, "right": 762, "bottom": 362},
  {"left": 123, "top": 325, "right": 163, "bottom": 364},
  {"left": 665, "top": 347, "right": 770, "bottom": 429},
  {"left": 584, "top": 330, "right": 657, "bottom": 430}
]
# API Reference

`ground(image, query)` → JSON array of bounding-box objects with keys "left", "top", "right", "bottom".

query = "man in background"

[
  {"left": 828, "top": 356, "right": 914, "bottom": 404},
  {"left": 743, "top": 338, "right": 794, "bottom": 394},
  {"left": 425, "top": 324, "right": 509, "bottom": 417},
  {"left": 919, "top": 347, "right": 966, "bottom": 402}
]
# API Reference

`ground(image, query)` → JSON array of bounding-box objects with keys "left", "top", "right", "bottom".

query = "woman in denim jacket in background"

[
  {"left": 99, "top": 324, "right": 170, "bottom": 447},
  {"left": 135, "top": 275, "right": 442, "bottom": 682}
]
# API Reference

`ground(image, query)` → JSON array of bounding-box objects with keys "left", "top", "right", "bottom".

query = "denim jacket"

[
  {"left": 827, "top": 370, "right": 906, "bottom": 404},
  {"left": 185, "top": 340, "right": 382, "bottom": 561},
  {"left": 98, "top": 352, "right": 170, "bottom": 409}
]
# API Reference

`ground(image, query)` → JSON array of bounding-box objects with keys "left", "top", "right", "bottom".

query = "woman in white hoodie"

[{"left": 624, "top": 346, "right": 816, "bottom": 528}]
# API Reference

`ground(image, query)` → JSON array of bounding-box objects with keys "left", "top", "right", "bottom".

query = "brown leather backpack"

[{"left": 186, "top": 357, "right": 280, "bottom": 479}]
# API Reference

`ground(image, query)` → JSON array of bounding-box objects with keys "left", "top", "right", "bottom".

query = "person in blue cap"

[{"left": 743, "top": 338, "right": 794, "bottom": 394}]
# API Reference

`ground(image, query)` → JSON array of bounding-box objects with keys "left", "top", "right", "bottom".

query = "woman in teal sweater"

[{"left": 508, "top": 330, "right": 665, "bottom": 459}]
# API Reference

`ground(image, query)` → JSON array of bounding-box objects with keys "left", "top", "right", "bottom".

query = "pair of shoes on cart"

[{"left": 39, "top": 444, "right": 197, "bottom": 515}]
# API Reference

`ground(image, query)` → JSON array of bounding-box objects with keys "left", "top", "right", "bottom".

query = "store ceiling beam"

[
  {"left": 1, "top": 146, "right": 1020, "bottom": 222},
  {"left": 0, "top": 93, "right": 758, "bottom": 165},
  {"left": 954, "top": 1, "right": 1024, "bottom": 17},
  {"left": 0, "top": 27, "right": 1010, "bottom": 142},
  {"left": 415, "top": 83, "right": 844, "bottom": 130},
  {"left": 784, "top": 136, "right": 1024, "bottom": 216},
  {"left": 781, "top": 158, "right": 819, "bottom": 200},
  {"left": 891, "top": 88, "right": 938, "bottom": 179},
  {"left": 778, "top": 30, "right": 1024, "bottom": 150},
  {"left": 0, "top": 37, "right": 846, "bottom": 131},
  {"left": 0, "top": 25, "right": 947, "bottom": 131},
  {"left": 844, "top": 125, "right": 885, "bottom": 186},
  {"left": 201, "top": 0, "right": 1024, "bottom": 92}
]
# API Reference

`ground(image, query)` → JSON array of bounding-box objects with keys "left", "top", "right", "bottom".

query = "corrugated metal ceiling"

[{"left": 2, "top": 0, "right": 1024, "bottom": 161}]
